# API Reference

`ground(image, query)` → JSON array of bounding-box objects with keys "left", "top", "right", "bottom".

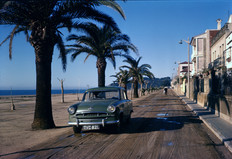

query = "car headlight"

[
  {"left": 68, "top": 106, "right": 76, "bottom": 115},
  {"left": 107, "top": 105, "right": 116, "bottom": 113}
]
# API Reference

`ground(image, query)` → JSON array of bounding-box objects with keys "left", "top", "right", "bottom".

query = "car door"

[
  {"left": 120, "top": 89, "right": 129, "bottom": 116},
  {"left": 123, "top": 89, "right": 132, "bottom": 114}
]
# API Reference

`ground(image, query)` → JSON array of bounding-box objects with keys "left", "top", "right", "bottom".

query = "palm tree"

[
  {"left": 0, "top": 0, "right": 125, "bottom": 130},
  {"left": 111, "top": 68, "right": 130, "bottom": 93},
  {"left": 66, "top": 22, "right": 138, "bottom": 87},
  {"left": 121, "top": 56, "right": 154, "bottom": 98}
]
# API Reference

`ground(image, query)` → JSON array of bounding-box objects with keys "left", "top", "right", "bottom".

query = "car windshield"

[{"left": 83, "top": 90, "right": 120, "bottom": 101}]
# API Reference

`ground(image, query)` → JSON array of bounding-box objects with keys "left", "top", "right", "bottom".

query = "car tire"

[
  {"left": 73, "top": 126, "right": 82, "bottom": 133},
  {"left": 111, "top": 122, "right": 121, "bottom": 134},
  {"left": 126, "top": 112, "right": 131, "bottom": 123},
  {"left": 108, "top": 115, "right": 122, "bottom": 134}
]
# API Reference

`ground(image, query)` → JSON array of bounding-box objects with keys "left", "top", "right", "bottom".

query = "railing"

[
  {"left": 208, "top": 57, "right": 224, "bottom": 69},
  {"left": 224, "top": 72, "right": 232, "bottom": 95},
  {"left": 214, "top": 57, "right": 223, "bottom": 68}
]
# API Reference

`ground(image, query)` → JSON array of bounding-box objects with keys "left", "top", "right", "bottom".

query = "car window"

[
  {"left": 120, "top": 89, "right": 127, "bottom": 100},
  {"left": 124, "top": 91, "right": 128, "bottom": 100},
  {"left": 83, "top": 90, "right": 120, "bottom": 101}
]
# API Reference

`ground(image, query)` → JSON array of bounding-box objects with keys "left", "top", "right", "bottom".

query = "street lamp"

[{"left": 179, "top": 37, "right": 190, "bottom": 98}]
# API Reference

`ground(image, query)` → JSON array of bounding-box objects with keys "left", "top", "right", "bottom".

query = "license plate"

[{"left": 83, "top": 125, "right": 100, "bottom": 130}]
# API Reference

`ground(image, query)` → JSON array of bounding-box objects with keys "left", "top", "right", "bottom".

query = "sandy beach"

[
  {"left": 0, "top": 93, "right": 83, "bottom": 157},
  {"left": 0, "top": 90, "right": 147, "bottom": 157}
]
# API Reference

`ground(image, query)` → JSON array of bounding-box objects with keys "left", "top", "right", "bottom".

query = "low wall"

[
  {"left": 197, "top": 92, "right": 208, "bottom": 107},
  {"left": 176, "top": 82, "right": 232, "bottom": 124},
  {"left": 207, "top": 94, "right": 232, "bottom": 124},
  {"left": 174, "top": 84, "right": 184, "bottom": 96}
]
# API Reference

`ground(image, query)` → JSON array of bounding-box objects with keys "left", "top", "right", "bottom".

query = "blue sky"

[{"left": 0, "top": 0, "right": 231, "bottom": 90}]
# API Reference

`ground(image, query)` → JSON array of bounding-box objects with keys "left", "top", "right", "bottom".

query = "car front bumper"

[{"left": 68, "top": 118, "right": 119, "bottom": 127}]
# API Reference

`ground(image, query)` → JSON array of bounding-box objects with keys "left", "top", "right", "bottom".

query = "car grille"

[{"left": 76, "top": 112, "right": 108, "bottom": 118}]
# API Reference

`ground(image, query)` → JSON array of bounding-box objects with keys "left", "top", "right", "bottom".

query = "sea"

[{"left": 0, "top": 89, "right": 86, "bottom": 96}]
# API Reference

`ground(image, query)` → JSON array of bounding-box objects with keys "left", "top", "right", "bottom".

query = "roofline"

[
  {"left": 190, "top": 32, "right": 207, "bottom": 45},
  {"left": 226, "top": 31, "right": 232, "bottom": 38}
]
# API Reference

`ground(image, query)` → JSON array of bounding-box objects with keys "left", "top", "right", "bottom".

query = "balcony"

[
  {"left": 208, "top": 57, "right": 224, "bottom": 69},
  {"left": 214, "top": 57, "right": 223, "bottom": 67},
  {"left": 191, "top": 53, "right": 196, "bottom": 62}
]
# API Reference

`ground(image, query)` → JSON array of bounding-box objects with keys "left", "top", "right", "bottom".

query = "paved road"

[{"left": 15, "top": 90, "right": 232, "bottom": 159}]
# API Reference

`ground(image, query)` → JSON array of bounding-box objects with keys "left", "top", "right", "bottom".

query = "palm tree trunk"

[
  {"left": 31, "top": 41, "right": 55, "bottom": 130},
  {"left": 133, "top": 80, "right": 139, "bottom": 98},
  {"left": 140, "top": 82, "right": 143, "bottom": 96},
  {"left": 97, "top": 58, "right": 107, "bottom": 87},
  {"left": 121, "top": 83, "right": 127, "bottom": 96}
]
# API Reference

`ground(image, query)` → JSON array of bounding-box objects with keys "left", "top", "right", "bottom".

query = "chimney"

[{"left": 217, "top": 19, "right": 222, "bottom": 30}]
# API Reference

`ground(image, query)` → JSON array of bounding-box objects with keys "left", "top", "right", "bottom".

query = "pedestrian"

[{"left": 164, "top": 87, "right": 168, "bottom": 95}]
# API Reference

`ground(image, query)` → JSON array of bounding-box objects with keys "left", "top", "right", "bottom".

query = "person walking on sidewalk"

[{"left": 164, "top": 87, "right": 168, "bottom": 95}]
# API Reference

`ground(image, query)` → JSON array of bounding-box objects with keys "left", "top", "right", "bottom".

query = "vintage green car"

[{"left": 67, "top": 87, "right": 133, "bottom": 133}]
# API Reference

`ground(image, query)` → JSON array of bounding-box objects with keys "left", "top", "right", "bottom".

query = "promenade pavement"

[{"left": 177, "top": 94, "right": 232, "bottom": 153}]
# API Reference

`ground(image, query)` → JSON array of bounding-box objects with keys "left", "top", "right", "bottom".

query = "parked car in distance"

[{"left": 67, "top": 87, "right": 133, "bottom": 133}]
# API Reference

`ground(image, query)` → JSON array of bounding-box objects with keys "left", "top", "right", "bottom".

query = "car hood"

[{"left": 77, "top": 100, "right": 117, "bottom": 112}]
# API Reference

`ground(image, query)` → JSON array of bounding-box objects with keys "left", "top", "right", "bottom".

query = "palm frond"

[
  {"left": 71, "top": 47, "right": 94, "bottom": 62},
  {"left": 84, "top": 53, "right": 91, "bottom": 63},
  {"left": 99, "top": 0, "right": 126, "bottom": 20},
  {"left": 75, "top": 22, "right": 100, "bottom": 39},
  {"left": 140, "top": 64, "right": 152, "bottom": 69},
  {"left": 66, "top": 34, "right": 79, "bottom": 41},
  {"left": 9, "top": 25, "right": 19, "bottom": 59},
  {"left": 56, "top": 33, "right": 67, "bottom": 71},
  {"left": 0, "top": 35, "right": 10, "bottom": 46},
  {"left": 107, "top": 56, "right": 116, "bottom": 69}
]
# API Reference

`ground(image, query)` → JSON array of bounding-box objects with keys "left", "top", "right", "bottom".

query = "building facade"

[
  {"left": 225, "top": 31, "right": 232, "bottom": 71},
  {"left": 210, "top": 15, "right": 232, "bottom": 71},
  {"left": 177, "top": 61, "right": 193, "bottom": 78},
  {"left": 190, "top": 20, "right": 220, "bottom": 76},
  {"left": 190, "top": 34, "right": 207, "bottom": 76}
]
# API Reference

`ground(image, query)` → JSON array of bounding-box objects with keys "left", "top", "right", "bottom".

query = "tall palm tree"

[
  {"left": 121, "top": 56, "right": 154, "bottom": 98},
  {"left": 0, "top": 0, "right": 125, "bottom": 130},
  {"left": 66, "top": 22, "right": 138, "bottom": 87},
  {"left": 111, "top": 68, "right": 130, "bottom": 93}
]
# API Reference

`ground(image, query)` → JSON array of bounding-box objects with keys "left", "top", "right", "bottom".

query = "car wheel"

[
  {"left": 111, "top": 122, "right": 121, "bottom": 134},
  {"left": 73, "top": 126, "right": 82, "bottom": 133},
  {"left": 108, "top": 115, "right": 122, "bottom": 134},
  {"left": 126, "top": 112, "right": 131, "bottom": 123}
]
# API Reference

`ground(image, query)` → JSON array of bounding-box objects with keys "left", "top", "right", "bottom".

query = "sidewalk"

[{"left": 178, "top": 95, "right": 232, "bottom": 153}]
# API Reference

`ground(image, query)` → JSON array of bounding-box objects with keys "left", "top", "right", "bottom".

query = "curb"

[{"left": 181, "top": 98, "right": 232, "bottom": 153}]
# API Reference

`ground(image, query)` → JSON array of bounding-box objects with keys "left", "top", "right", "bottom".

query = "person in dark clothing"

[{"left": 164, "top": 87, "right": 168, "bottom": 95}]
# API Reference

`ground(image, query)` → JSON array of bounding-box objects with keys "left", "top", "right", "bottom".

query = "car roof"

[{"left": 86, "top": 86, "right": 123, "bottom": 92}]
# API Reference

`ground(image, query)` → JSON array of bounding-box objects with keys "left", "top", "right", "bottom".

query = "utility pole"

[
  {"left": 10, "top": 88, "right": 15, "bottom": 110},
  {"left": 58, "top": 78, "right": 65, "bottom": 103},
  {"left": 179, "top": 37, "right": 190, "bottom": 98}
]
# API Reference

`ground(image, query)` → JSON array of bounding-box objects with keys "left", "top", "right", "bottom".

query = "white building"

[
  {"left": 210, "top": 15, "right": 232, "bottom": 70},
  {"left": 177, "top": 61, "right": 193, "bottom": 77},
  {"left": 225, "top": 31, "right": 232, "bottom": 71},
  {"left": 191, "top": 34, "right": 206, "bottom": 76},
  {"left": 190, "top": 20, "right": 220, "bottom": 76}
]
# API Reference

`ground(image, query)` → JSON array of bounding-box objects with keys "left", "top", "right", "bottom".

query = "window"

[
  {"left": 220, "top": 46, "right": 221, "bottom": 56},
  {"left": 182, "top": 66, "right": 187, "bottom": 70},
  {"left": 83, "top": 90, "right": 120, "bottom": 101},
  {"left": 120, "top": 89, "right": 127, "bottom": 100},
  {"left": 197, "top": 38, "right": 203, "bottom": 52},
  {"left": 212, "top": 52, "right": 214, "bottom": 61}
]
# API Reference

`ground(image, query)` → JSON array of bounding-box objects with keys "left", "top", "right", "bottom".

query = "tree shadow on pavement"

[
  {"left": 120, "top": 115, "right": 202, "bottom": 134},
  {"left": 0, "top": 146, "right": 72, "bottom": 158}
]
